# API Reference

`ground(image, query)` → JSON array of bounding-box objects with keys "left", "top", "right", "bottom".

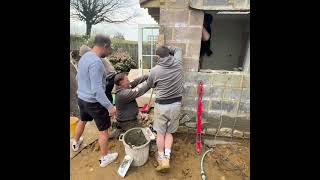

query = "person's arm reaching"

[
  {"left": 89, "top": 61, "right": 114, "bottom": 112},
  {"left": 167, "top": 46, "right": 182, "bottom": 64},
  {"left": 130, "top": 75, "right": 148, "bottom": 88},
  {"left": 120, "top": 82, "right": 151, "bottom": 103}
]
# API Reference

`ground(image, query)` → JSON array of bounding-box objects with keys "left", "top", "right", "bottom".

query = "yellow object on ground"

[{"left": 70, "top": 117, "right": 79, "bottom": 138}]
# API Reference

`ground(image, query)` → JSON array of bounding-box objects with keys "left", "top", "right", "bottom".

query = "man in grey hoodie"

[{"left": 147, "top": 46, "right": 183, "bottom": 172}]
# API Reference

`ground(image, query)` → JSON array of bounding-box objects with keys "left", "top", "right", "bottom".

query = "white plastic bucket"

[{"left": 119, "top": 127, "right": 151, "bottom": 167}]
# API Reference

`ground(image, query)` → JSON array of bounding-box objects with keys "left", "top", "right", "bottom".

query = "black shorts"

[{"left": 78, "top": 98, "right": 111, "bottom": 131}]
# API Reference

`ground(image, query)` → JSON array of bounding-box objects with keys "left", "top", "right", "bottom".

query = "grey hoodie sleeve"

[
  {"left": 89, "top": 61, "right": 113, "bottom": 109},
  {"left": 130, "top": 75, "right": 148, "bottom": 88},
  {"left": 120, "top": 82, "right": 151, "bottom": 103},
  {"left": 168, "top": 46, "right": 182, "bottom": 64},
  {"left": 147, "top": 71, "right": 156, "bottom": 88}
]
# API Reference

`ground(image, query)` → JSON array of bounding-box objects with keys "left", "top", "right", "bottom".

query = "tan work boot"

[{"left": 155, "top": 157, "right": 170, "bottom": 172}]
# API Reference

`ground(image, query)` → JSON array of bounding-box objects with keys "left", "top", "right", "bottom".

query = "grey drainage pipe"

[{"left": 200, "top": 148, "right": 214, "bottom": 180}]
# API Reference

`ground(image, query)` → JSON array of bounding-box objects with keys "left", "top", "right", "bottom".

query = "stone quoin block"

[
  {"left": 173, "top": 27, "right": 203, "bottom": 41},
  {"left": 186, "top": 42, "right": 202, "bottom": 58},
  {"left": 183, "top": 58, "right": 199, "bottom": 72},
  {"left": 166, "top": 0, "right": 189, "bottom": 9},
  {"left": 160, "top": 9, "right": 189, "bottom": 26},
  {"left": 159, "top": 26, "right": 173, "bottom": 41},
  {"left": 189, "top": 9, "right": 204, "bottom": 26}
]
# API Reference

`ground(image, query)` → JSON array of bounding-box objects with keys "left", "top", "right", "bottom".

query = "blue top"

[{"left": 76, "top": 51, "right": 113, "bottom": 109}]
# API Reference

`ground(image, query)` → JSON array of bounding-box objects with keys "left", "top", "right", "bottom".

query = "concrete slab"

[{"left": 70, "top": 121, "right": 99, "bottom": 159}]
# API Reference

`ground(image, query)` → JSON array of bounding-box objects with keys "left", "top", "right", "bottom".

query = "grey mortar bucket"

[{"left": 119, "top": 127, "right": 151, "bottom": 167}]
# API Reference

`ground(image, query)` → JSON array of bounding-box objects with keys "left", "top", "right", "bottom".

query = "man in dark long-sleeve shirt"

[{"left": 113, "top": 73, "right": 150, "bottom": 133}]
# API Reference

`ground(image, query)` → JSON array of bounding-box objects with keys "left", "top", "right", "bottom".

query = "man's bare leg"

[
  {"left": 99, "top": 130, "right": 109, "bottom": 156},
  {"left": 156, "top": 133, "right": 165, "bottom": 160},
  {"left": 164, "top": 133, "right": 173, "bottom": 158},
  {"left": 74, "top": 121, "right": 87, "bottom": 142}
]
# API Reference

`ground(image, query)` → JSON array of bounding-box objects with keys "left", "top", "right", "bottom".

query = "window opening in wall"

[{"left": 199, "top": 11, "right": 250, "bottom": 72}]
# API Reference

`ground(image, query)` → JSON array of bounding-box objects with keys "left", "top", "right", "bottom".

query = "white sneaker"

[
  {"left": 72, "top": 137, "right": 83, "bottom": 152},
  {"left": 99, "top": 153, "right": 119, "bottom": 167}
]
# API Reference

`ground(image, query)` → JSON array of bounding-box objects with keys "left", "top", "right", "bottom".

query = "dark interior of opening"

[{"left": 200, "top": 12, "right": 250, "bottom": 71}]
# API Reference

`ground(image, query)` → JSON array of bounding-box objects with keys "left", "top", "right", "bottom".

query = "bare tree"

[
  {"left": 71, "top": 0, "right": 137, "bottom": 36},
  {"left": 113, "top": 32, "right": 125, "bottom": 40}
]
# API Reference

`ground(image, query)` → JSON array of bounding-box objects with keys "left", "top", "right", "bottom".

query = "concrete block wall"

[
  {"left": 158, "top": 0, "right": 250, "bottom": 137},
  {"left": 159, "top": 0, "right": 203, "bottom": 72},
  {"left": 182, "top": 71, "right": 250, "bottom": 134}
]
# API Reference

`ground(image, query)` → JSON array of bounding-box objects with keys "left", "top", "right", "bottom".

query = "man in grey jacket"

[
  {"left": 113, "top": 73, "right": 150, "bottom": 134},
  {"left": 147, "top": 46, "right": 183, "bottom": 172}
]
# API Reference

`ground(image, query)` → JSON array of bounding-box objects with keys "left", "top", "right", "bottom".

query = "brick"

[
  {"left": 244, "top": 132, "right": 250, "bottom": 138},
  {"left": 218, "top": 127, "right": 232, "bottom": 137},
  {"left": 202, "top": 85, "right": 212, "bottom": 98},
  {"left": 202, "top": 100, "right": 209, "bottom": 112},
  {"left": 181, "top": 97, "right": 197, "bottom": 109},
  {"left": 183, "top": 85, "right": 197, "bottom": 97},
  {"left": 183, "top": 72, "right": 198, "bottom": 84},
  {"left": 160, "top": 9, "right": 189, "bottom": 26},
  {"left": 204, "top": 128, "right": 217, "bottom": 136},
  {"left": 240, "top": 88, "right": 250, "bottom": 103},
  {"left": 221, "top": 114, "right": 236, "bottom": 127},
  {"left": 233, "top": 130, "right": 244, "bottom": 138},
  {"left": 201, "top": 111, "right": 209, "bottom": 122},
  {"left": 239, "top": 102, "right": 250, "bottom": 114},
  {"left": 224, "top": 88, "right": 242, "bottom": 101},
  {"left": 181, "top": 109, "right": 196, "bottom": 121},
  {"left": 189, "top": 9, "right": 204, "bottom": 26},
  {"left": 225, "top": 74, "right": 242, "bottom": 88},
  {"left": 186, "top": 42, "right": 201, "bottom": 58},
  {"left": 222, "top": 100, "right": 236, "bottom": 113},
  {"left": 208, "top": 110, "right": 222, "bottom": 120},
  {"left": 233, "top": 117, "right": 250, "bottom": 132},
  {"left": 187, "top": 72, "right": 211, "bottom": 86},
  {"left": 173, "top": 27, "right": 202, "bottom": 42},
  {"left": 211, "top": 100, "right": 222, "bottom": 110},
  {"left": 211, "top": 86, "right": 224, "bottom": 99},
  {"left": 242, "top": 74, "right": 250, "bottom": 88},
  {"left": 183, "top": 58, "right": 199, "bottom": 71},
  {"left": 212, "top": 73, "right": 229, "bottom": 86},
  {"left": 159, "top": 26, "right": 173, "bottom": 41},
  {"left": 166, "top": 0, "right": 189, "bottom": 9}
]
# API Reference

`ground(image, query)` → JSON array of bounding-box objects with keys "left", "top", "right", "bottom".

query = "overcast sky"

[{"left": 70, "top": 0, "right": 157, "bottom": 41}]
